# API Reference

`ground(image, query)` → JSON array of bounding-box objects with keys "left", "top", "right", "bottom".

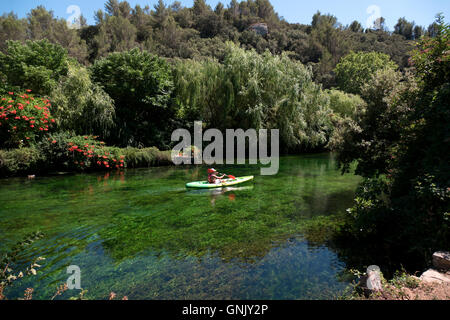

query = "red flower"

[
  {"left": 8, "top": 92, "right": 13, "bottom": 95},
  {"left": 52, "top": 140, "right": 57, "bottom": 144},
  {"left": 26, "top": 89, "right": 32, "bottom": 92}
]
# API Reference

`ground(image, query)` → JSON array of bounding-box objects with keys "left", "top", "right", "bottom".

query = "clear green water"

[{"left": 0, "top": 153, "right": 361, "bottom": 300}]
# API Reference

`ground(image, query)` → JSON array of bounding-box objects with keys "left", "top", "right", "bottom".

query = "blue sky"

[{"left": 1, "top": 0, "right": 449, "bottom": 30}]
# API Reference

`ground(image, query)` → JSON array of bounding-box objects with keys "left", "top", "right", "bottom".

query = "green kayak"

[{"left": 186, "top": 176, "right": 254, "bottom": 189}]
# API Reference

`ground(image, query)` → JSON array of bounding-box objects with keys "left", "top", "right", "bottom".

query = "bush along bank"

[
  {"left": 0, "top": 91, "right": 173, "bottom": 178},
  {"left": 0, "top": 141, "right": 173, "bottom": 178},
  {"left": 0, "top": 133, "right": 173, "bottom": 178}
]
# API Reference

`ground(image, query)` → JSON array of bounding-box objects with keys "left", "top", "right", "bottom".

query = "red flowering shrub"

[
  {"left": 0, "top": 90, "right": 56, "bottom": 147},
  {"left": 64, "top": 135, "right": 126, "bottom": 171}
]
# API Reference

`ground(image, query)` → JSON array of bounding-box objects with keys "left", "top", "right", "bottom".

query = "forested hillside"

[{"left": 0, "top": 0, "right": 435, "bottom": 87}]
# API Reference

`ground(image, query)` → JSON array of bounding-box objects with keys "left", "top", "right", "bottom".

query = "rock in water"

[
  {"left": 366, "top": 265, "right": 383, "bottom": 291},
  {"left": 432, "top": 252, "right": 450, "bottom": 271}
]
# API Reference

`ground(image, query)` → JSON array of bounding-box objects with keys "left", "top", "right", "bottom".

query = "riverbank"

[
  {"left": 349, "top": 252, "right": 450, "bottom": 300},
  {"left": 0, "top": 145, "right": 173, "bottom": 178}
]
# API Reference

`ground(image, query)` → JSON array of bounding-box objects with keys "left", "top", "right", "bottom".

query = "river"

[{"left": 0, "top": 153, "right": 362, "bottom": 300}]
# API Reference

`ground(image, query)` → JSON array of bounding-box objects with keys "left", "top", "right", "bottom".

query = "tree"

[
  {"left": 27, "top": 6, "right": 88, "bottom": 64},
  {"left": 335, "top": 51, "right": 398, "bottom": 95},
  {"left": 413, "top": 25, "right": 425, "bottom": 39},
  {"left": 90, "top": 49, "right": 174, "bottom": 148},
  {"left": 312, "top": 11, "right": 338, "bottom": 29},
  {"left": 193, "top": 0, "right": 210, "bottom": 17},
  {"left": 335, "top": 17, "right": 449, "bottom": 269},
  {"left": 93, "top": 15, "right": 137, "bottom": 58},
  {"left": 349, "top": 21, "right": 363, "bottom": 33},
  {"left": 152, "top": 0, "right": 169, "bottom": 29},
  {"left": 131, "top": 5, "right": 153, "bottom": 42},
  {"left": 0, "top": 40, "right": 69, "bottom": 96},
  {"left": 372, "top": 17, "right": 386, "bottom": 31},
  {"left": 0, "top": 13, "right": 27, "bottom": 51},
  {"left": 173, "top": 43, "right": 333, "bottom": 151},
  {"left": 105, "top": 0, "right": 120, "bottom": 17},
  {"left": 394, "top": 17, "right": 415, "bottom": 40},
  {"left": 428, "top": 22, "right": 439, "bottom": 37},
  {"left": 50, "top": 62, "right": 115, "bottom": 137}
]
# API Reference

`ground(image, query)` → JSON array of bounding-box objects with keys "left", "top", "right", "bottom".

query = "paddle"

[{"left": 218, "top": 172, "right": 236, "bottom": 180}]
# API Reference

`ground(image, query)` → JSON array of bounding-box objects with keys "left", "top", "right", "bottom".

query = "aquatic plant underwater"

[{"left": 0, "top": 154, "right": 362, "bottom": 300}]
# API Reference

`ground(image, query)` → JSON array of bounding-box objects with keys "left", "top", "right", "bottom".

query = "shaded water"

[{"left": 0, "top": 153, "right": 361, "bottom": 300}]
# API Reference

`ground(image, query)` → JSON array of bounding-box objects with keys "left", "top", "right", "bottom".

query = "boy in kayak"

[{"left": 208, "top": 168, "right": 226, "bottom": 184}]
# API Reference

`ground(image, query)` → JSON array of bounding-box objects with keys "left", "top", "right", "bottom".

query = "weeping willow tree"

[
  {"left": 51, "top": 61, "right": 115, "bottom": 138},
  {"left": 173, "top": 42, "right": 334, "bottom": 151}
]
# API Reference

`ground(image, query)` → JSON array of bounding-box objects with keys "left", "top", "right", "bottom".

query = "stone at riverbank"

[
  {"left": 420, "top": 269, "right": 450, "bottom": 284},
  {"left": 432, "top": 251, "right": 450, "bottom": 271}
]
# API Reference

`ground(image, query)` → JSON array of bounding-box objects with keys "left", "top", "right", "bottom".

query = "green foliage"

[
  {"left": 26, "top": 6, "right": 88, "bottom": 64},
  {"left": 174, "top": 43, "right": 333, "bottom": 151},
  {"left": 326, "top": 89, "right": 365, "bottom": 120},
  {"left": 0, "top": 131, "right": 172, "bottom": 177},
  {"left": 335, "top": 16, "right": 450, "bottom": 269},
  {"left": 0, "top": 40, "right": 69, "bottom": 95},
  {"left": 335, "top": 51, "right": 398, "bottom": 95},
  {"left": 93, "top": 15, "right": 138, "bottom": 59},
  {"left": 411, "top": 15, "right": 450, "bottom": 90},
  {"left": 0, "top": 13, "right": 26, "bottom": 52},
  {"left": 50, "top": 62, "right": 115, "bottom": 138},
  {"left": 332, "top": 68, "right": 417, "bottom": 176},
  {"left": 122, "top": 147, "right": 172, "bottom": 168},
  {"left": 91, "top": 48, "right": 174, "bottom": 148},
  {"left": 0, "top": 91, "right": 56, "bottom": 148},
  {"left": 0, "top": 1, "right": 420, "bottom": 87},
  {"left": 394, "top": 18, "right": 415, "bottom": 40},
  {"left": 64, "top": 135, "right": 125, "bottom": 171},
  {"left": 0, "top": 147, "right": 44, "bottom": 176}
]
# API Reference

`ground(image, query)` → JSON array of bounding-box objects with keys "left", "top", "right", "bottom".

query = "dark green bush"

[
  {"left": 0, "top": 141, "right": 173, "bottom": 177},
  {"left": 123, "top": 147, "right": 172, "bottom": 168},
  {"left": 0, "top": 147, "right": 44, "bottom": 176}
]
